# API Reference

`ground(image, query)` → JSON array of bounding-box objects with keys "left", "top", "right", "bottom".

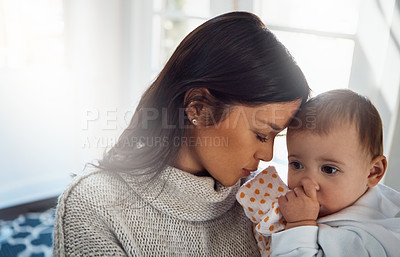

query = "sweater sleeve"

[
  {"left": 53, "top": 176, "right": 131, "bottom": 257},
  {"left": 270, "top": 224, "right": 388, "bottom": 257}
]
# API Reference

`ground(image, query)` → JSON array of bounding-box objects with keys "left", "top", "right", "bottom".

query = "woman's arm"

[
  {"left": 52, "top": 173, "right": 133, "bottom": 257},
  {"left": 53, "top": 193, "right": 130, "bottom": 257}
]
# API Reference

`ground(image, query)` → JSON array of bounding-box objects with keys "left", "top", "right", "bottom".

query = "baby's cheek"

[{"left": 287, "top": 176, "right": 297, "bottom": 190}]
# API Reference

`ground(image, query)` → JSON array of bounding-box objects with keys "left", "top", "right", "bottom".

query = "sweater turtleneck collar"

[{"left": 119, "top": 166, "right": 241, "bottom": 222}]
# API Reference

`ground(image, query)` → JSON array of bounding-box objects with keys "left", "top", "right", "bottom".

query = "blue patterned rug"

[{"left": 0, "top": 208, "right": 55, "bottom": 257}]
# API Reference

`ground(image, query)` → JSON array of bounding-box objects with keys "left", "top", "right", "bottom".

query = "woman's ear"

[
  {"left": 184, "top": 88, "right": 212, "bottom": 126},
  {"left": 367, "top": 155, "right": 387, "bottom": 187}
]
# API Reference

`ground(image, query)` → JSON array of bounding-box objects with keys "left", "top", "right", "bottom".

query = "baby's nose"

[{"left": 299, "top": 177, "right": 320, "bottom": 191}]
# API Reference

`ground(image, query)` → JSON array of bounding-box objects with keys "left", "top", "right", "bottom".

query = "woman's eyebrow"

[
  {"left": 269, "top": 122, "right": 283, "bottom": 131},
  {"left": 256, "top": 119, "right": 283, "bottom": 131}
]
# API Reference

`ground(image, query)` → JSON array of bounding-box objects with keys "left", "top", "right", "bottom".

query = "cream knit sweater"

[{"left": 53, "top": 166, "right": 260, "bottom": 256}]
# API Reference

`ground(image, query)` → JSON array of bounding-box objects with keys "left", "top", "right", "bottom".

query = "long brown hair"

[{"left": 97, "top": 12, "right": 310, "bottom": 176}]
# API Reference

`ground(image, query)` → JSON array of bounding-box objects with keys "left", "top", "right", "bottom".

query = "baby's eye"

[
  {"left": 321, "top": 166, "right": 339, "bottom": 175},
  {"left": 290, "top": 161, "right": 303, "bottom": 170}
]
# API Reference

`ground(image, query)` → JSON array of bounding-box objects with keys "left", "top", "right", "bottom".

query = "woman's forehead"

[{"left": 229, "top": 100, "right": 301, "bottom": 129}]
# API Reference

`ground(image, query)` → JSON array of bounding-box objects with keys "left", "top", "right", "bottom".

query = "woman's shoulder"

[
  {"left": 57, "top": 169, "right": 136, "bottom": 211},
  {"left": 53, "top": 170, "right": 145, "bottom": 256}
]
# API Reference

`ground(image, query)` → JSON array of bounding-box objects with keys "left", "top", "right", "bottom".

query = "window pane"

[
  {"left": 273, "top": 30, "right": 354, "bottom": 96},
  {"left": 152, "top": 16, "right": 205, "bottom": 70},
  {"left": 154, "top": 0, "right": 211, "bottom": 17},
  {"left": 260, "top": 0, "right": 361, "bottom": 34}
]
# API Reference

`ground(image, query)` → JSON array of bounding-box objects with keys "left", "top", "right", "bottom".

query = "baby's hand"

[{"left": 278, "top": 178, "right": 320, "bottom": 229}]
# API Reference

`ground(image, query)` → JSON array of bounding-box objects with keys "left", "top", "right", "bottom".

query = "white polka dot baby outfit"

[{"left": 236, "top": 166, "right": 289, "bottom": 257}]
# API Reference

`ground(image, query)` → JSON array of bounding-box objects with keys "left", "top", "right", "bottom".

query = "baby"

[{"left": 237, "top": 89, "right": 400, "bottom": 257}]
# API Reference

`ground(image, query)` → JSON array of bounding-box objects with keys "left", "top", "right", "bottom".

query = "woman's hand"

[{"left": 278, "top": 178, "right": 320, "bottom": 229}]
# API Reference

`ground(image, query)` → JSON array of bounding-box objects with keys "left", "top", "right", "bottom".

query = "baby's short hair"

[{"left": 288, "top": 89, "right": 383, "bottom": 158}]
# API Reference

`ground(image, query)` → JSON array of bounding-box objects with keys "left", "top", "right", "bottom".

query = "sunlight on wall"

[{"left": 0, "top": 0, "right": 64, "bottom": 69}]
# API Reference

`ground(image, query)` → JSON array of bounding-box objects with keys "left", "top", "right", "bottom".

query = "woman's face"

[{"left": 175, "top": 100, "right": 301, "bottom": 186}]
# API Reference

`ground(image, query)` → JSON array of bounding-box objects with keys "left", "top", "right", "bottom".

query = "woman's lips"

[{"left": 242, "top": 168, "right": 257, "bottom": 177}]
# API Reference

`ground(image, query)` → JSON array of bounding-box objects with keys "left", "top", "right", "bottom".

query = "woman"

[{"left": 53, "top": 12, "right": 310, "bottom": 256}]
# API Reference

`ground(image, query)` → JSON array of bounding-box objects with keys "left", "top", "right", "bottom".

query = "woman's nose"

[{"left": 254, "top": 140, "right": 274, "bottom": 162}]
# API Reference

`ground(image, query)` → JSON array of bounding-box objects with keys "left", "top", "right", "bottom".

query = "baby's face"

[{"left": 286, "top": 124, "right": 371, "bottom": 217}]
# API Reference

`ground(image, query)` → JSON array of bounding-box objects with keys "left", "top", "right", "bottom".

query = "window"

[
  {"left": 151, "top": 0, "right": 210, "bottom": 74},
  {"left": 150, "top": 0, "right": 361, "bottom": 96},
  {"left": 257, "top": 0, "right": 360, "bottom": 96}
]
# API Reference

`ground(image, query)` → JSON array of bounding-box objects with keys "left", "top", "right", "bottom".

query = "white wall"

[{"left": 348, "top": 0, "right": 400, "bottom": 190}]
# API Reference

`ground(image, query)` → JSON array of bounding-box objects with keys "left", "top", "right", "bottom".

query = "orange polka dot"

[
  {"left": 250, "top": 197, "right": 255, "bottom": 202},
  {"left": 262, "top": 170, "right": 268, "bottom": 174},
  {"left": 258, "top": 236, "right": 263, "bottom": 242},
  {"left": 266, "top": 246, "right": 270, "bottom": 251},
  {"left": 278, "top": 186, "right": 284, "bottom": 192},
  {"left": 252, "top": 216, "right": 256, "bottom": 221},
  {"left": 269, "top": 225, "right": 274, "bottom": 231},
  {"left": 272, "top": 173, "right": 277, "bottom": 178},
  {"left": 240, "top": 192, "right": 245, "bottom": 198},
  {"left": 275, "top": 207, "right": 280, "bottom": 214},
  {"left": 246, "top": 183, "right": 251, "bottom": 188},
  {"left": 268, "top": 183, "right": 273, "bottom": 189},
  {"left": 272, "top": 202, "right": 275, "bottom": 208},
  {"left": 258, "top": 210, "right": 264, "bottom": 215},
  {"left": 248, "top": 207, "right": 254, "bottom": 212},
  {"left": 264, "top": 216, "right": 269, "bottom": 222},
  {"left": 258, "top": 246, "right": 262, "bottom": 251},
  {"left": 259, "top": 178, "right": 264, "bottom": 184},
  {"left": 275, "top": 197, "right": 279, "bottom": 199},
  {"left": 255, "top": 189, "right": 260, "bottom": 194},
  {"left": 264, "top": 192, "right": 270, "bottom": 197},
  {"left": 260, "top": 199, "right": 266, "bottom": 204},
  {"left": 257, "top": 224, "right": 261, "bottom": 230}
]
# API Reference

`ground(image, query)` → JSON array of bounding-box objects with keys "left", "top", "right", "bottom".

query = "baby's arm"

[
  {"left": 272, "top": 179, "right": 388, "bottom": 256},
  {"left": 278, "top": 178, "right": 320, "bottom": 229}
]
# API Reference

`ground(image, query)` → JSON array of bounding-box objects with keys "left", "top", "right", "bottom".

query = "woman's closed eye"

[
  {"left": 289, "top": 161, "right": 303, "bottom": 170},
  {"left": 321, "top": 165, "right": 339, "bottom": 175},
  {"left": 255, "top": 133, "right": 268, "bottom": 143}
]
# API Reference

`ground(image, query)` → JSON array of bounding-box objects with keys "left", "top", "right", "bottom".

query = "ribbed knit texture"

[{"left": 53, "top": 166, "right": 260, "bottom": 256}]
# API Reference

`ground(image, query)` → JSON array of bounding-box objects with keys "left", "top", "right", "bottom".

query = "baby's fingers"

[
  {"left": 293, "top": 187, "right": 305, "bottom": 197},
  {"left": 278, "top": 195, "right": 287, "bottom": 206}
]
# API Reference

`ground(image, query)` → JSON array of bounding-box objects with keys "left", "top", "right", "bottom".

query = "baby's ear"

[{"left": 367, "top": 155, "right": 387, "bottom": 187}]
